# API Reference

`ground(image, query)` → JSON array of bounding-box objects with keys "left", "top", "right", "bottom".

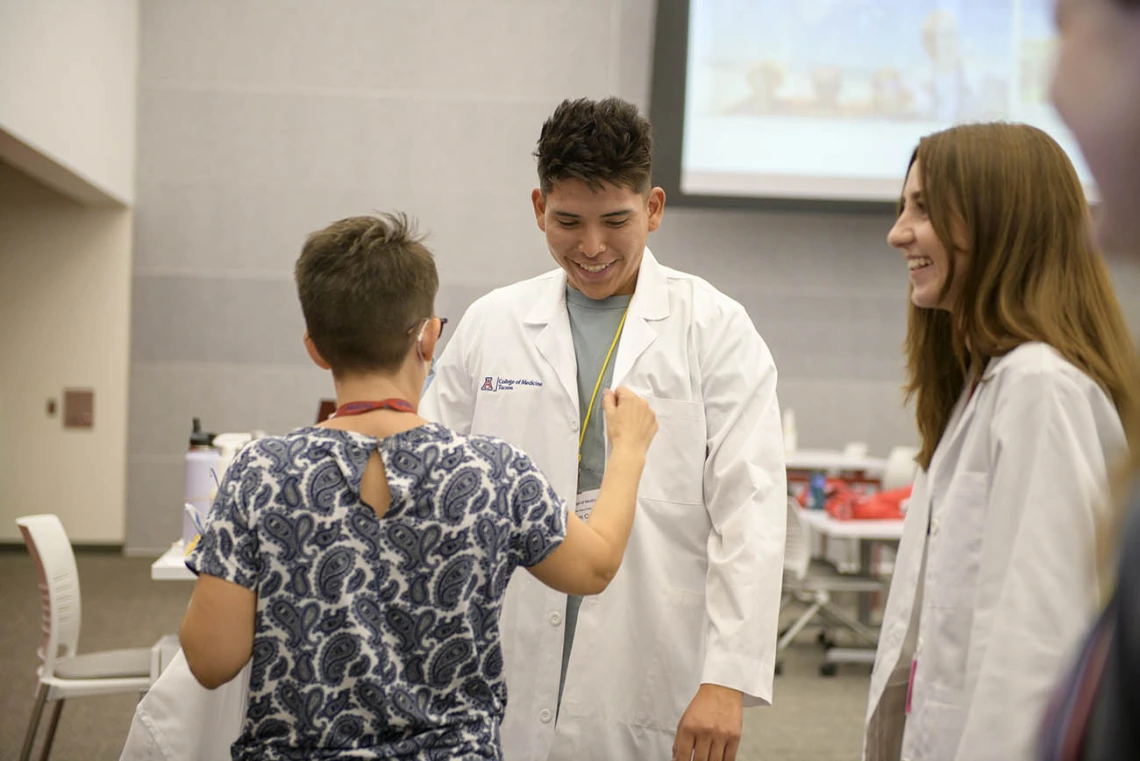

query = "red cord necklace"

[{"left": 332, "top": 399, "right": 415, "bottom": 418}]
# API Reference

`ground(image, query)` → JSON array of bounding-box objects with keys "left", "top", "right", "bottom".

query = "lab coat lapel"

[
  {"left": 867, "top": 364, "right": 990, "bottom": 752},
  {"left": 867, "top": 368, "right": 986, "bottom": 730},
  {"left": 611, "top": 249, "right": 669, "bottom": 387},
  {"left": 525, "top": 271, "right": 579, "bottom": 409},
  {"left": 927, "top": 362, "right": 988, "bottom": 487}
]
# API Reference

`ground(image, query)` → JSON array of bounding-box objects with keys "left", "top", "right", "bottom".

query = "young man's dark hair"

[
  {"left": 294, "top": 213, "right": 438, "bottom": 375},
  {"left": 534, "top": 97, "right": 653, "bottom": 194}
]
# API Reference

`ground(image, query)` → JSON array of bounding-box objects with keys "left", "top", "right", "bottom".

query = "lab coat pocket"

[
  {"left": 637, "top": 397, "right": 706, "bottom": 506},
  {"left": 930, "top": 471, "right": 987, "bottom": 597},
  {"left": 926, "top": 471, "right": 987, "bottom": 692}
]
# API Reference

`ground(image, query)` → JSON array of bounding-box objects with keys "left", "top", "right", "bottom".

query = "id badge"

[{"left": 575, "top": 489, "right": 600, "bottom": 521}]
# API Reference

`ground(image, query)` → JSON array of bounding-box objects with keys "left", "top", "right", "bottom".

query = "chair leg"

[
  {"left": 38, "top": 699, "right": 64, "bottom": 761},
  {"left": 818, "top": 602, "right": 880, "bottom": 646},
  {"left": 777, "top": 601, "right": 824, "bottom": 652},
  {"left": 18, "top": 683, "right": 49, "bottom": 761}
]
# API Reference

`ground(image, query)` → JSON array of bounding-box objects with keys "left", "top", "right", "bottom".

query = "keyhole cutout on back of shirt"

[{"left": 359, "top": 451, "right": 391, "bottom": 519}]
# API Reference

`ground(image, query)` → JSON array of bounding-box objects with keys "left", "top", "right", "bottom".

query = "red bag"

[{"left": 826, "top": 485, "right": 912, "bottom": 520}]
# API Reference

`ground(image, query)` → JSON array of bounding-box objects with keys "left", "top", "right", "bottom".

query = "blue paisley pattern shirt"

[{"left": 187, "top": 423, "right": 566, "bottom": 760}]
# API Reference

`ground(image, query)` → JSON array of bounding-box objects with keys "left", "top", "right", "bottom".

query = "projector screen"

[{"left": 668, "top": 0, "right": 1095, "bottom": 204}]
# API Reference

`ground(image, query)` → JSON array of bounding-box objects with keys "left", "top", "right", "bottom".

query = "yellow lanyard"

[{"left": 578, "top": 306, "right": 630, "bottom": 462}]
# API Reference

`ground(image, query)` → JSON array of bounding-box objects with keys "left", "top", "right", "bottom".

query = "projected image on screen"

[{"left": 681, "top": 0, "right": 1092, "bottom": 201}]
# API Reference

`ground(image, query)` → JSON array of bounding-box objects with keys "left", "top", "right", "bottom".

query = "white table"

[
  {"left": 151, "top": 541, "right": 196, "bottom": 581},
  {"left": 786, "top": 448, "right": 887, "bottom": 476},
  {"left": 797, "top": 509, "right": 905, "bottom": 542}
]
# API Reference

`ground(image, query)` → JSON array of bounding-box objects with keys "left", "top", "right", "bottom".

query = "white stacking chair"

[
  {"left": 16, "top": 514, "right": 155, "bottom": 761},
  {"left": 781, "top": 496, "right": 812, "bottom": 585},
  {"left": 776, "top": 499, "right": 883, "bottom": 676}
]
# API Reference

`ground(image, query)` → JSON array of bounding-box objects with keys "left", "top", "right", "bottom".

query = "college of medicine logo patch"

[{"left": 479, "top": 376, "right": 543, "bottom": 393}]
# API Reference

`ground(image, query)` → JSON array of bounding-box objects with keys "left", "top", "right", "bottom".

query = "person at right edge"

[
  {"left": 862, "top": 120, "right": 1140, "bottom": 761},
  {"left": 1038, "top": 0, "right": 1140, "bottom": 758}
]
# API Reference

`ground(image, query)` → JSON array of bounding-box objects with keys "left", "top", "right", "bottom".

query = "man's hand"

[{"left": 672, "top": 683, "right": 744, "bottom": 761}]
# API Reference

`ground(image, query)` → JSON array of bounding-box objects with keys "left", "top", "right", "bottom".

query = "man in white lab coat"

[{"left": 420, "top": 97, "right": 787, "bottom": 761}]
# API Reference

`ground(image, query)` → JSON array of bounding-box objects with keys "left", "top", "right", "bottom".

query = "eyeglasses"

[{"left": 407, "top": 316, "right": 448, "bottom": 339}]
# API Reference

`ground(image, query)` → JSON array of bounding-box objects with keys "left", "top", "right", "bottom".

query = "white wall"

[
  {"left": 0, "top": 163, "right": 133, "bottom": 543},
  {"left": 123, "top": 0, "right": 1140, "bottom": 551},
  {"left": 0, "top": 0, "right": 139, "bottom": 206}
]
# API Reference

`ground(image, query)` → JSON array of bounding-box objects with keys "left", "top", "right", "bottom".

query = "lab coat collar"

[
  {"left": 525, "top": 274, "right": 576, "bottom": 407},
  {"left": 627, "top": 248, "right": 671, "bottom": 322},
  {"left": 522, "top": 270, "right": 569, "bottom": 327},
  {"left": 611, "top": 249, "right": 669, "bottom": 386}
]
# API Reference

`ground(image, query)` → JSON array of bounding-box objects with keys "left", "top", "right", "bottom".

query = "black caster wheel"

[
  {"left": 820, "top": 662, "right": 838, "bottom": 677},
  {"left": 774, "top": 661, "right": 784, "bottom": 676}
]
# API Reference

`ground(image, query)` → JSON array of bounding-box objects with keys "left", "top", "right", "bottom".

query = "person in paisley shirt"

[{"left": 177, "top": 213, "right": 658, "bottom": 761}]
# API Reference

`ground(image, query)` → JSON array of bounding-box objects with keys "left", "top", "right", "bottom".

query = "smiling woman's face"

[{"left": 887, "top": 161, "right": 969, "bottom": 311}]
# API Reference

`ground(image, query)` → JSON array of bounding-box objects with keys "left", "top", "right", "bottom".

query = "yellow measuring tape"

[{"left": 578, "top": 306, "right": 630, "bottom": 462}]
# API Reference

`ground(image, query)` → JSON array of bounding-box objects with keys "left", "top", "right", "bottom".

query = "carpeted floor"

[{"left": 0, "top": 549, "right": 872, "bottom": 760}]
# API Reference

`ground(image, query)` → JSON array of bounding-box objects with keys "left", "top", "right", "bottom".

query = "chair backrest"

[
  {"left": 783, "top": 496, "right": 811, "bottom": 582},
  {"left": 16, "top": 514, "right": 82, "bottom": 679},
  {"left": 881, "top": 445, "right": 920, "bottom": 491}
]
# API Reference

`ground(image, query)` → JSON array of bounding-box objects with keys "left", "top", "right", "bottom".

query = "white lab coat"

[
  {"left": 421, "top": 249, "right": 787, "bottom": 761},
  {"left": 119, "top": 652, "right": 248, "bottom": 761},
  {"left": 864, "top": 342, "right": 1127, "bottom": 761}
]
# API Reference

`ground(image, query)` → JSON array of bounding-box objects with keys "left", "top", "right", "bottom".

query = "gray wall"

[{"left": 126, "top": 0, "right": 1140, "bottom": 551}]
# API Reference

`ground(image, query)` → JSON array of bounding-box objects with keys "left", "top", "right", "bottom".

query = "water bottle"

[
  {"left": 213, "top": 431, "right": 253, "bottom": 485},
  {"left": 182, "top": 418, "right": 219, "bottom": 546},
  {"left": 809, "top": 471, "right": 827, "bottom": 511}
]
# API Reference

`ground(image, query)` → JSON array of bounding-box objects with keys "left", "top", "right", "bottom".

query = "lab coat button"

[
  {"left": 916, "top": 637, "right": 924, "bottom": 654},
  {"left": 570, "top": 420, "right": 579, "bottom": 432},
  {"left": 931, "top": 518, "right": 941, "bottom": 535},
  {"left": 540, "top": 708, "right": 553, "bottom": 723},
  {"left": 549, "top": 611, "right": 563, "bottom": 626}
]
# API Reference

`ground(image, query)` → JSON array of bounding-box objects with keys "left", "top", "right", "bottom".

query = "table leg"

[{"left": 857, "top": 539, "right": 875, "bottom": 625}]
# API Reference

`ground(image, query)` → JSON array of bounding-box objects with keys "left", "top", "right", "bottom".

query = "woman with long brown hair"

[
  {"left": 863, "top": 122, "right": 1140, "bottom": 761},
  {"left": 1038, "top": 0, "right": 1140, "bottom": 758}
]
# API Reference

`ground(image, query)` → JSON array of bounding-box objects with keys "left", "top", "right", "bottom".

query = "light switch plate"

[{"left": 63, "top": 389, "right": 94, "bottom": 429}]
